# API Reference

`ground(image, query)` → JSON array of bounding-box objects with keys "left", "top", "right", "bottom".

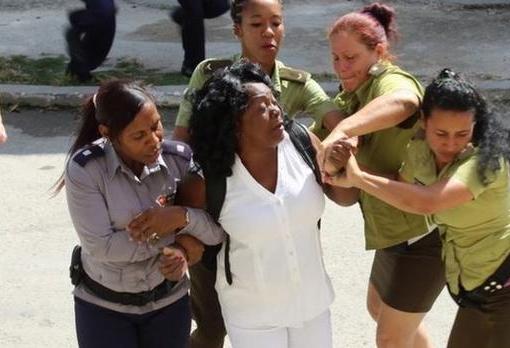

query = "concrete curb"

[
  {"left": 0, "top": 84, "right": 187, "bottom": 108},
  {"left": 2, "top": 80, "right": 510, "bottom": 108}
]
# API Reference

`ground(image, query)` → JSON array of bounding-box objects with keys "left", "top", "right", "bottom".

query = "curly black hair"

[
  {"left": 189, "top": 59, "right": 276, "bottom": 177},
  {"left": 423, "top": 68, "right": 510, "bottom": 185}
]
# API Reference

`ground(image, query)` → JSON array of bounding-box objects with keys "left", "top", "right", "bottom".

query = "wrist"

[
  {"left": 355, "top": 171, "right": 369, "bottom": 188},
  {"left": 171, "top": 242, "right": 189, "bottom": 262},
  {"left": 175, "top": 206, "right": 190, "bottom": 232}
]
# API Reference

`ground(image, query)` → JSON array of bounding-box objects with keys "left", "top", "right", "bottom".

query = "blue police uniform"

[{"left": 65, "top": 138, "right": 223, "bottom": 347}]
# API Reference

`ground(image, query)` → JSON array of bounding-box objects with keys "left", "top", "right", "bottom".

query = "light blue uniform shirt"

[{"left": 65, "top": 138, "right": 223, "bottom": 314}]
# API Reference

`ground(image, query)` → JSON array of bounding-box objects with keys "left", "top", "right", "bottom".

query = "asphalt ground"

[{"left": 0, "top": 108, "right": 460, "bottom": 348}]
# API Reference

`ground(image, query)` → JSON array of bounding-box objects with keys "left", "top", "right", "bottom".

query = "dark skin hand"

[
  {"left": 127, "top": 205, "right": 187, "bottom": 243},
  {"left": 322, "top": 138, "right": 355, "bottom": 178},
  {"left": 159, "top": 173, "right": 210, "bottom": 279},
  {"left": 160, "top": 245, "right": 188, "bottom": 281},
  {"left": 175, "top": 234, "right": 204, "bottom": 266}
]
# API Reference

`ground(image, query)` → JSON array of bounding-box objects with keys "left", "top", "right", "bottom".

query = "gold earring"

[{"left": 368, "top": 61, "right": 386, "bottom": 77}]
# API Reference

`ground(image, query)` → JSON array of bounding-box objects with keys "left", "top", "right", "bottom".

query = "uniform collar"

[{"left": 104, "top": 140, "right": 168, "bottom": 181}]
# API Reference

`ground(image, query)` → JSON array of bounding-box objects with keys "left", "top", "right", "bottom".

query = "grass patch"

[{"left": 0, "top": 55, "right": 189, "bottom": 85}]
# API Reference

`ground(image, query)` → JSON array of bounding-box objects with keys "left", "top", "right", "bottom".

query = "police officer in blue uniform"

[
  {"left": 65, "top": 0, "right": 116, "bottom": 82},
  {"left": 54, "top": 79, "right": 224, "bottom": 348}
]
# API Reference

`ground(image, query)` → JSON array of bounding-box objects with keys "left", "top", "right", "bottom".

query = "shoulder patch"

[
  {"left": 201, "top": 59, "right": 233, "bottom": 75},
  {"left": 162, "top": 140, "right": 192, "bottom": 161},
  {"left": 279, "top": 66, "right": 310, "bottom": 83},
  {"left": 73, "top": 144, "right": 105, "bottom": 167}
]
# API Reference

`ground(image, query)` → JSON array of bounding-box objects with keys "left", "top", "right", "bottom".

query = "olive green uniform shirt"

[
  {"left": 175, "top": 54, "right": 338, "bottom": 132},
  {"left": 334, "top": 63, "right": 428, "bottom": 249},
  {"left": 400, "top": 138, "right": 510, "bottom": 294}
]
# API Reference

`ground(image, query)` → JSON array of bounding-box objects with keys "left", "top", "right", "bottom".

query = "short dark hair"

[{"left": 189, "top": 59, "right": 275, "bottom": 177}]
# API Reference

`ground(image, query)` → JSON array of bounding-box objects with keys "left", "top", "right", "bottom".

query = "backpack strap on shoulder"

[
  {"left": 202, "top": 169, "right": 233, "bottom": 284},
  {"left": 284, "top": 118, "right": 322, "bottom": 185}
]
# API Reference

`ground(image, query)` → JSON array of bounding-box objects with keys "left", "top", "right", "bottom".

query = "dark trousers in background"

[
  {"left": 74, "top": 295, "right": 191, "bottom": 348},
  {"left": 66, "top": 0, "right": 116, "bottom": 81},
  {"left": 174, "top": 0, "right": 230, "bottom": 71},
  {"left": 189, "top": 261, "right": 226, "bottom": 348}
]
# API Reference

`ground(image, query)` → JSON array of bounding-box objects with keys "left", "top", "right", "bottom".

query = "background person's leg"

[
  {"left": 189, "top": 262, "right": 226, "bottom": 348},
  {"left": 177, "top": 0, "right": 205, "bottom": 75}
]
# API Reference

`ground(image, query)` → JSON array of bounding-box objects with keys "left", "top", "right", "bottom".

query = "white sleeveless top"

[{"left": 215, "top": 133, "right": 334, "bottom": 328}]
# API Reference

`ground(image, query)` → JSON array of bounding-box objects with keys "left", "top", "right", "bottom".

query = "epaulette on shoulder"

[
  {"left": 162, "top": 140, "right": 192, "bottom": 161},
  {"left": 73, "top": 144, "right": 105, "bottom": 167},
  {"left": 201, "top": 59, "right": 233, "bottom": 75},
  {"left": 279, "top": 66, "right": 310, "bottom": 83}
]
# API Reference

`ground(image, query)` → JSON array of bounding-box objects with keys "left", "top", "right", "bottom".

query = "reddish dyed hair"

[{"left": 328, "top": 2, "right": 398, "bottom": 60}]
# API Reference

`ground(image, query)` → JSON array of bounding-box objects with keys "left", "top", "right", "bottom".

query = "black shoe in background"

[{"left": 65, "top": 63, "right": 93, "bottom": 83}]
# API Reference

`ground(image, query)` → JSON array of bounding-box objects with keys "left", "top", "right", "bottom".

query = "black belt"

[
  {"left": 70, "top": 245, "right": 177, "bottom": 306},
  {"left": 81, "top": 271, "right": 177, "bottom": 306},
  {"left": 448, "top": 252, "right": 510, "bottom": 309}
]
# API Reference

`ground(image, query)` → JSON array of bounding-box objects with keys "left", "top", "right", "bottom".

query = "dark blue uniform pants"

[
  {"left": 175, "top": 0, "right": 230, "bottom": 70},
  {"left": 66, "top": 0, "right": 116, "bottom": 80},
  {"left": 74, "top": 295, "right": 191, "bottom": 348}
]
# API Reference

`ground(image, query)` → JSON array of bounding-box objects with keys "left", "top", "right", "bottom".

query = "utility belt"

[
  {"left": 69, "top": 245, "right": 177, "bottom": 306},
  {"left": 447, "top": 253, "right": 510, "bottom": 310}
]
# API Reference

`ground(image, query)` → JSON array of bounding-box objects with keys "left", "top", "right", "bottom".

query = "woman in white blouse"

[
  {"left": 130, "top": 60, "right": 352, "bottom": 348},
  {"left": 191, "top": 60, "right": 348, "bottom": 348}
]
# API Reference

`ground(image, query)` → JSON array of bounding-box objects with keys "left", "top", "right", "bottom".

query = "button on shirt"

[
  {"left": 215, "top": 133, "right": 334, "bottom": 328},
  {"left": 65, "top": 138, "right": 223, "bottom": 314}
]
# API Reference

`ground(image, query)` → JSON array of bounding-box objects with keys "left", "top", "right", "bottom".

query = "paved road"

[
  {"left": 0, "top": 108, "right": 457, "bottom": 347},
  {"left": 1, "top": 0, "right": 510, "bottom": 84}
]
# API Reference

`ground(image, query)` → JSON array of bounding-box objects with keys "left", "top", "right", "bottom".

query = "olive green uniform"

[
  {"left": 176, "top": 54, "right": 338, "bottom": 132},
  {"left": 401, "top": 138, "right": 510, "bottom": 348},
  {"left": 334, "top": 62, "right": 445, "bottom": 312},
  {"left": 178, "top": 55, "right": 338, "bottom": 348}
]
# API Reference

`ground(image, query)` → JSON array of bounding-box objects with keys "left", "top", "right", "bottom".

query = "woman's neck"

[
  {"left": 241, "top": 54, "right": 275, "bottom": 76},
  {"left": 238, "top": 145, "right": 278, "bottom": 192}
]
